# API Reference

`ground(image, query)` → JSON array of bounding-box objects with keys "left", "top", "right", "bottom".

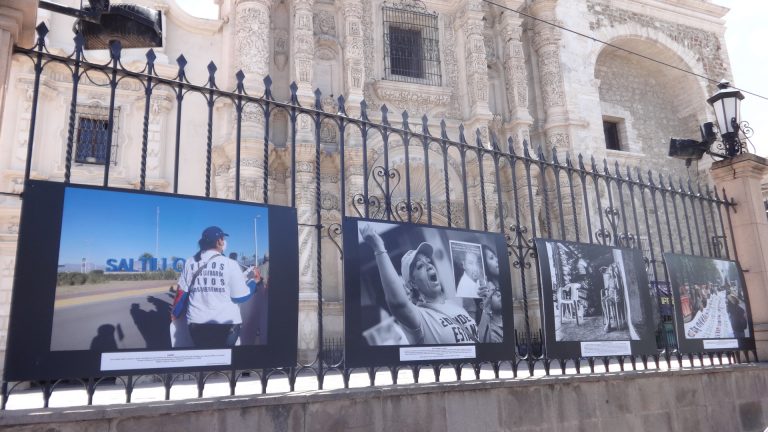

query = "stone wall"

[{"left": 1, "top": 365, "right": 767, "bottom": 431}]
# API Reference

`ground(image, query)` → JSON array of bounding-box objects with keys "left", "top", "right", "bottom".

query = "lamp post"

[{"left": 707, "top": 79, "right": 745, "bottom": 158}]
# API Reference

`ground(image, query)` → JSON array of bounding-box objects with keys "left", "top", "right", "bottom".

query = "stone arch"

[{"left": 592, "top": 32, "right": 710, "bottom": 163}]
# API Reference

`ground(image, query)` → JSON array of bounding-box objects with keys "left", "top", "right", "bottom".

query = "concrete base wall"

[{"left": 1, "top": 365, "right": 767, "bottom": 432}]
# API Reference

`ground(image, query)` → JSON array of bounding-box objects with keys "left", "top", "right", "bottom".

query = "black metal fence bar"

[{"left": 1, "top": 25, "right": 755, "bottom": 409}]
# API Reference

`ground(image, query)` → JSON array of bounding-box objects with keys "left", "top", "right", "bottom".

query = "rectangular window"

[
  {"left": 383, "top": 4, "right": 441, "bottom": 86},
  {"left": 389, "top": 27, "right": 424, "bottom": 79},
  {"left": 74, "top": 106, "right": 118, "bottom": 165},
  {"left": 603, "top": 120, "right": 621, "bottom": 151}
]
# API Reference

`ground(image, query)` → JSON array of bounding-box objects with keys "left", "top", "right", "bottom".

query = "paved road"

[{"left": 50, "top": 282, "right": 175, "bottom": 352}]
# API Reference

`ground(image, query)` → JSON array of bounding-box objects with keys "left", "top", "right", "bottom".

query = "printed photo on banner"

[
  {"left": 51, "top": 187, "right": 270, "bottom": 352},
  {"left": 450, "top": 241, "right": 487, "bottom": 299},
  {"left": 664, "top": 254, "right": 751, "bottom": 343},
  {"left": 535, "top": 239, "right": 657, "bottom": 358},
  {"left": 354, "top": 220, "right": 506, "bottom": 347}
]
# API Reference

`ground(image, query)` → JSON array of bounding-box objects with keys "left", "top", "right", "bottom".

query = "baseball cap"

[
  {"left": 201, "top": 226, "right": 228, "bottom": 242},
  {"left": 400, "top": 242, "right": 434, "bottom": 285}
]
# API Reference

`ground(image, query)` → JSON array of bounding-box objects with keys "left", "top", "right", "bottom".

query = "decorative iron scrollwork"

[
  {"left": 617, "top": 233, "right": 636, "bottom": 249},
  {"left": 327, "top": 223, "right": 343, "bottom": 258},
  {"left": 506, "top": 224, "right": 536, "bottom": 269},
  {"left": 393, "top": 200, "right": 424, "bottom": 223},
  {"left": 352, "top": 194, "right": 385, "bottom": 219}
]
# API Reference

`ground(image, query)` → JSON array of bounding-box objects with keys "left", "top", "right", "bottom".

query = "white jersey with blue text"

[{"left": 178, "top": 250, "right": 250, "bottom": 325}]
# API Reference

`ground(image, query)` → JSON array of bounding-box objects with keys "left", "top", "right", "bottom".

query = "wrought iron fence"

[{"left": 1, "top": 24, "right": 756, "bottom": 409}]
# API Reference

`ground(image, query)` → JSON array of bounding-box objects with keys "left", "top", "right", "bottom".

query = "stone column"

[
  {"left": 710, "top": 154, "right": 768, "bottom": 360},
  {"left": 458, "top": 0, "right": 492, "bottom": 145},
  {"left": 0, "top": 2, "right": 36, "bottom": 137},
  {"left": 529, "top": 0, "right": 570, "bottom": 150},
  {"left": 499, "top": 3, "right": 533, "bottom": 147},
  {"left": 0, "top": 0, "right": 36, "bottom": 376},
  {"left": 234, "top": 0, "right": 273, "bottom": 94},
  {"left": 295, "top": 144, "right": 320, "bottom": 359},
  {"left": 292, "top": 0, "right": 314, "bottom": 102},
  {"left": 341, "top": 0, "right": 365, "bottom": 109}
]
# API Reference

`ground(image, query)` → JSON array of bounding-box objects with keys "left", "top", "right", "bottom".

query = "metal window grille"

[
  {"left": 383, "top": 1, "right": 441, "bottom": 86},
  {"left": 74, "top": 105, "right": 119, "bottom": 165}
]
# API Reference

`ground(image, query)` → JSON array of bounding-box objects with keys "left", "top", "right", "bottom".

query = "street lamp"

[
  {"left": 669, "top": 79, "right": 751, "bottom": 164},
  {"left": 707, "top": 80, "right": 745, "bottom": 158}
]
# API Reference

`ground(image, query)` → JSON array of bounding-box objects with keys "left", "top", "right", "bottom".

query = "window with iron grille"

[
  {"left": 383, "top": 2, "right": 441, "bottom": 86},
  {"left": 74, "top": 105, "right": 119, "bottom": 165}
]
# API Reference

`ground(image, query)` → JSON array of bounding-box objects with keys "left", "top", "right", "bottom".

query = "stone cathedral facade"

[{"left": 0, "top": 0, "right": 732, "bottom": 363}]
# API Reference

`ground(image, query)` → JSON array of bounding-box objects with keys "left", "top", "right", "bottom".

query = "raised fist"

[{"left": 359, "top": 223, "right": 385, "bottom": 252}]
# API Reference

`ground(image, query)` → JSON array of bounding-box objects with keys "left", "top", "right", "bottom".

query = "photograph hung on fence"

[
  {"left": 343, "top": 218, "right": 515, "bottom": 367},
  {"left": 535, "top": 239, "right": 657, "bottom": 358},
  {"left": 4, "top": 181, "right": 299, "bottom": 381},
  {"left": 664, "top": 253, "right": 755, "bottom": 353}
]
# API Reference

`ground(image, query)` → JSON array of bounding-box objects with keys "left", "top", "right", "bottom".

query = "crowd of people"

[{"left": 680, "top": 280, "right": 747, "bottom": 338}]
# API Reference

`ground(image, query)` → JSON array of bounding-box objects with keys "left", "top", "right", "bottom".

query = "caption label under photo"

[
  {"left": 703, "top": 339, "right": 739, "bottom": 350},
  {"left": 580, "top": 341, "right": 632, "bottom": 357},
  {"left": 399, "top": 345, "right": 477, "bottom": 362},
  {"left": 101, "top": 349, "right": 232, "bottom": 371}
]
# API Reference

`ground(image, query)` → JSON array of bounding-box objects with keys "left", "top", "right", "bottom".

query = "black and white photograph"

[
  {"left": 664, "top": 253, "right": 754, "bottom": 352},
  {"left": 343, "top": 218, "right": 514, "bottom": 367},
  {"left": 535, "top": 239, "right": 657, "bottom": 358},
  {"left": 450, "top": 240, "right": 487, "bottom": 299}
]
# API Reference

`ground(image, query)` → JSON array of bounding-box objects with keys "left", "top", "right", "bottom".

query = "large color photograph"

[
  {"left": 4, "top": 181, "right": 299, "bottom": 381},
  {"left": 51, "top": 188, "right": 270, "bottom": 352},
  {"left": 665, "top": 254, "right": 753, "bottom": 351},
  {"left": 535, "top": 239, "right": 656, "bottom": 358},
  {"left": 344, "top": 218, "right": 514, "bottom": 366}
]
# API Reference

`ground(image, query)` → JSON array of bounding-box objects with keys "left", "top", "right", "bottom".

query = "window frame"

[
  {"left": 382, "top": 2, "right": 442, "bottom": 87},
  {"left": 73, "top": 104, "right": 120, "bottom": 166}
]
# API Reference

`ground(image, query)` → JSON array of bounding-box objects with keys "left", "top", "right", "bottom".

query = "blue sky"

[{"left": 58, "top": 188, "right": 269, "bottom": 266}]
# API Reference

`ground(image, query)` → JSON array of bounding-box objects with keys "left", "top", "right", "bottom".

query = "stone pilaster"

[
  {"left": 342, "top": 0, "right": 365, "bottom": 108},
  {"left": 292, "top": 0, "right": 314, "bottom": 102},
  {"left": 529, "top": 0, "right": 570, "bottom": 150},
  {"left": 458, "top": 0, "right": 492, "bottom": 129},
  {"left": 0, "top": 0, "right": 36, "bottom": 376},
  {"left": 234, "top": 0, "right": 273, "bottom": 93},
  {"left": 499, "top": 4, "right": 533, "bottom": 147},
  {"left": 295, "top": 144, "right": 319, "bottom": 356},
  {"left": 710, "top": 154, "right": 768, "bottom": 361}
]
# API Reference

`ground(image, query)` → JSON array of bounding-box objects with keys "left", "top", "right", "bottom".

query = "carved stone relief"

[
  {"left": 314, "top": 10, "right": 337, "bottom": 36},
  {"left": 235, "top": 6, "right": 271, "bottom": 78}
]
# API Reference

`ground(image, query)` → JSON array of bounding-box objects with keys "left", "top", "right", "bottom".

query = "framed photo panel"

[
  {"left": 343, "top": 218, "right": 515, "bottom": 367},
  {"left": 535, "top": 239, "right": 658, "bottom": 358},
  {"left": 663, "top": 253, "right": 755, "bottom": 353},
  {"left": 4, "top": 180, "right": 299, "bottom": 381}
]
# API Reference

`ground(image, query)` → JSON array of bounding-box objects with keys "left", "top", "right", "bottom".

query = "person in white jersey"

[
  {"left": 174, "top": 226, "right": 254, "bottom": 348},
  {"left": 360, "top": 224, "right": 478, "bottom": 345}
]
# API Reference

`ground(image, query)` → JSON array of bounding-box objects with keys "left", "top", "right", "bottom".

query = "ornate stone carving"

[
  {"left": 320, "top": 191, "right": 339, "bottom": 210},
  {"left": 273, "top": 29, "right": 289, "bottom": 71},
  {"left": 371, "top": 81, "right": 452, "bottom": 116},
  {"left": 314, "top": 10, "right": 337, "bottom": 36},
  {"left": 538, "top": 47, "right": 565, "bottom": 108},
  {"left": 587, "top": 0, "right": 726, "bottom": 79},
  {"left": 545, "top": 131, "right": 570, "bottom": 149},
  {"left": 235, "top": 5, "right": 271, "bottom": 78}
]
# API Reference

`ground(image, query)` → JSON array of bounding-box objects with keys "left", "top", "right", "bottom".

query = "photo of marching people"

[
  {"left": 538, "top": 240, "right": 651, "bottom": 343},
  {"left": 665, "top": 254, "right": 752, "bottom": 342},
  {"left": 50, "top": 187, "right": 270, "bottom": 352},
  {"left": 351, "top": 220, "right": 509, "bottom": 348}
]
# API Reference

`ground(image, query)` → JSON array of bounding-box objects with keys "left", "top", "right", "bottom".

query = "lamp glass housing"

[{"left": 707, "top": 81, "right": 744, "bottom": 135}]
